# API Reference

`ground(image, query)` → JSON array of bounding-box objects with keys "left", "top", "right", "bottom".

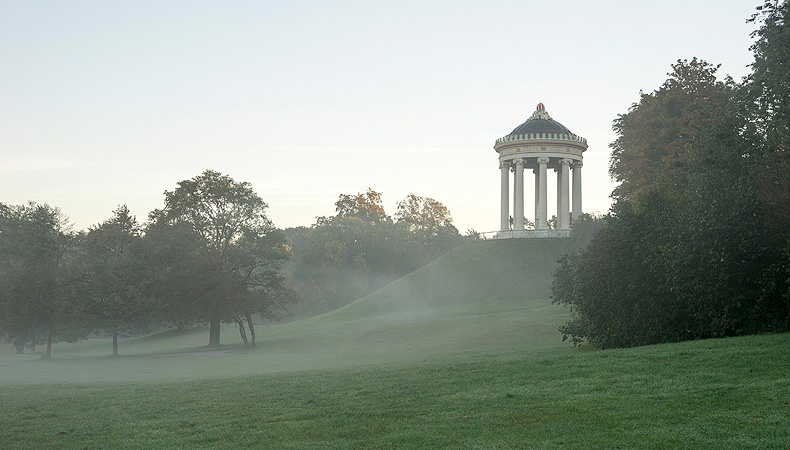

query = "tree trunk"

[
  {"left": 112, "top": 332, "right": 119, "bottom": 356},
  {"left": 45, "top": 329, "right": 53, "bottom": 359},
  {"left": 208, "top": 315, "right": 221, "bottom": 347},
  {"left": 236, "top": 317, "right": 248, "bottom": 347},
  {"left": 246, "top": 314, "right": 256, "bottom": 348}
]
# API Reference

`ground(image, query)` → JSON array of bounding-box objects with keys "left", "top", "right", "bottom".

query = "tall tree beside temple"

[
  {"left": 608, "top": 58, "right": 734, "bottom": 204},
  {"left": 552, "top": 3, "right": 790, "bottom": 347},
  {"left": 747, "top": 0, "right": 790, "bottom": 230}
]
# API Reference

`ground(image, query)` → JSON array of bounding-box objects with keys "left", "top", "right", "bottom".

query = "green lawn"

[
  {"left": 2, "top": 239, "right": 788, "bottom": 448},
  {"left": 1, "top": 334, "right": 788, "bottom": 449}
]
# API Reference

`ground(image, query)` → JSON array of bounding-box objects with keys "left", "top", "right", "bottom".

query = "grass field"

[
  {"left": 2, "top": 239, "right": 789, "bottom": 448},
  {"left": 2, "top": 334, "right": 788, "bottom": 449}
]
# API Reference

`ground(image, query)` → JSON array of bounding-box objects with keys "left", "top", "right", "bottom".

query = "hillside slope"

[{"left": 260, "top": 238, "right": 578, "bottom": 356}]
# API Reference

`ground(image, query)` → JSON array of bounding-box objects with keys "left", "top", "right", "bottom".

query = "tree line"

[
  {"left": 0, "top": 172, "right": 470, "bottom": 357},
  {"left": 552, "top": 1, "right": 790, "bottom": 348},
  {"left": 284, "top": 188, "right": 470, "bottom": 316}
]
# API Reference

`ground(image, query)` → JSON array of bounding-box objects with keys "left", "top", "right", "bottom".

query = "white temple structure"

[{"left": 494, "top": 103, "right": 586, "bottom": 239}]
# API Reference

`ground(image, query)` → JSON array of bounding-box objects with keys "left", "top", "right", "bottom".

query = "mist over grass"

[
  {"left": 1, "top": 239, "right": 574, "bottom": 385},
  {"left": 2, "top": 333, "right": 788, "bottom": 449}
]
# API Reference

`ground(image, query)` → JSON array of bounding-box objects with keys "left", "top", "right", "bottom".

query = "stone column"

[
  {"left": 534, "top": 168, "right": 539, "bottom": 229},
  {"left": 560, "top": 158, "right": 572, "bottom": 229},
  {"left": 513, "top": 158, "right": 525, "bottom": 230},
  {"left": 556, "top": 167, "right": 562, "bottom": 228},
  {"left": 500, "top": 161, "right": 510, "bottom": 231},
  {"left": 537, "top": 156, "right": 550, "bottom": 230},
  {"left": 572, "top": 161, "right": 583, "bottom": 223},
  {"left": 512, "top": 165, "right": 516, "bottom": 229}
]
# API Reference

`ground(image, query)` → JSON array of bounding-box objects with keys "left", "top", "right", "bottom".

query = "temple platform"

[{"left": 494, "top": 229, "right": 571, "bottom": 239}]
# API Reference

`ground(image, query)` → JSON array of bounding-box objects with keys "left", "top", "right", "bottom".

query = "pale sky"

[{"left": 1, "top": 1, "right": 759, "bottom": 234}]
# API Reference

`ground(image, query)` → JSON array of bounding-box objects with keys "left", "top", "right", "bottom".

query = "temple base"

[{"left": 494, "top": 229, "right": 571, "bottom": 239}]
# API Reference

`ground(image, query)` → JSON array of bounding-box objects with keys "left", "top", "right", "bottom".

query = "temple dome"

[{"left": 505, "top": 103, "right": 572, "bottom": 138}]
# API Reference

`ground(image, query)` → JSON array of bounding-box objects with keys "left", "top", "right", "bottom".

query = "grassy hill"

[
  {"left": 0, "top": 238, "right": 578, "bottom": 384},
  {"left": 261, "top": 237, "right": 578, "bottom": 356}
]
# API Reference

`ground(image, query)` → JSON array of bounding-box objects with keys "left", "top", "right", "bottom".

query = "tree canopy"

[
  {"left": 72, "top": 205, "right": 154, "bottom": 356},
  {"left": 608, "top": 58, "right": 734, "bottom": 203},
  {"left": 150, "top": 169, "right": 290, "bottom": 347},
  {"left": 286, "top": 189, "right": 465, "bottom": 316},
  {"left": 553, "top": 2, "right": 790, "bottom": 348},
  {"left": 334, "top": 188, "right": 389, "bottom": 224},
  {"left": 0, "top": 202, "right": 84, "bottom": 358}
]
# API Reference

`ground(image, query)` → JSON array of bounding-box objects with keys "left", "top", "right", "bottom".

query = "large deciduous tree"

[
  {"left": 334, "top": 188, "right": 389, "bottom": 224},
  {"left": 608, "top": 58, "right": 734, "bottom": 204},
  {"left": 0, "top": 202, "right": 84, "bottom": 358},
  {"left": 151, "top": 170, "right": 290, "bottom": 347}
]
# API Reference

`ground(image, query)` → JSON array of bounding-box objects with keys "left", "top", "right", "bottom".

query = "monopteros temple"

[{"left": 494, "top": 103, "right": 586, "bottom": 238}]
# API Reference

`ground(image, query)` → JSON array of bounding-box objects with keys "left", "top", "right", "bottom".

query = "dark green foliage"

[
  {"left": 553, "top": 4, "right": 790, "bottom": 348},
  {"left": 748, "top": 0, "right": 790, "bottom": 139},
  {"left": 567, "top": 212, "right": 607, "bottom": 249},
  {"left": 148, "top": 169, "right": 292, "bottom": 346},
  {"left": 555, "top": 191, "right": 789, "bottom": 348},
  {"left": 71, "top": 205, "right": 155, "bottom": 356},
  {"left": 608, "top": 58, "right": 734, "bottom": 203},
  {"left": 286, "top": 190, "right": 465, "bottom": 316},
  {"left": 0, "top": 203, "right": 85, "bottom": 358},
  {"left": 748, "top": 1, "right": 790, "bottom": 257}
]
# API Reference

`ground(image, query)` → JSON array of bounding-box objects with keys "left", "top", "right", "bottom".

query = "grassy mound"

[{"left": 261, "top": 238, "right": 578, "bottom": 355}]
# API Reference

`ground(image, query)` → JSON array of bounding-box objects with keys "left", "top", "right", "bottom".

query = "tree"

[
  {"left": 224, "top": 230, "right": 292, "bottom": 347},
  {"left": 747, "top": 0, "right": 790, "bottom": 231},
  {"left": 464, "top": 229, "right": 484, "bottom": 241},
  {"left": 74, "top": 205, "right": 154, "bottom": 356},
  {"left": 394, "top": 193, "right": 464, "bottom": 261},
  {"left": 141, "top": 220, "right": 204, "bottom": 331},
  {"left": 609, "top": 58, "right": 733, "bottom": 204},
  {"left": 334, "top": 188, "right": 389, "bottom": 224},
  {"left": 395, "top": 194, "right": 458, "bottom": 241},
  {"left": 553, "top": 17, "right": 790, "bottom": 347},
  {"left": 151, "top": 170, "right": 290, "bottom": 347},
  {"left": 748, "top": 0, "right": 790, "bottom": 139},
  {"left": 0, "top": 202, "right": 84, "bottom": 358}
]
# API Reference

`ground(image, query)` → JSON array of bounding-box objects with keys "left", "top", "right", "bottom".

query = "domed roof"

[{"left": 506, "top": 103, "right": 571, "bottom": 137}]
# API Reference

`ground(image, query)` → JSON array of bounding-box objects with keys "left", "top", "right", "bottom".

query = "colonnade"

[{"left": 499, "top": 157, "right": 582, "bottom": 231}]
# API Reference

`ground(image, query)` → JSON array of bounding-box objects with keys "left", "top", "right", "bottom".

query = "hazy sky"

[{"left": 1, "top": 1, "right": 759, "bottom": 233}]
